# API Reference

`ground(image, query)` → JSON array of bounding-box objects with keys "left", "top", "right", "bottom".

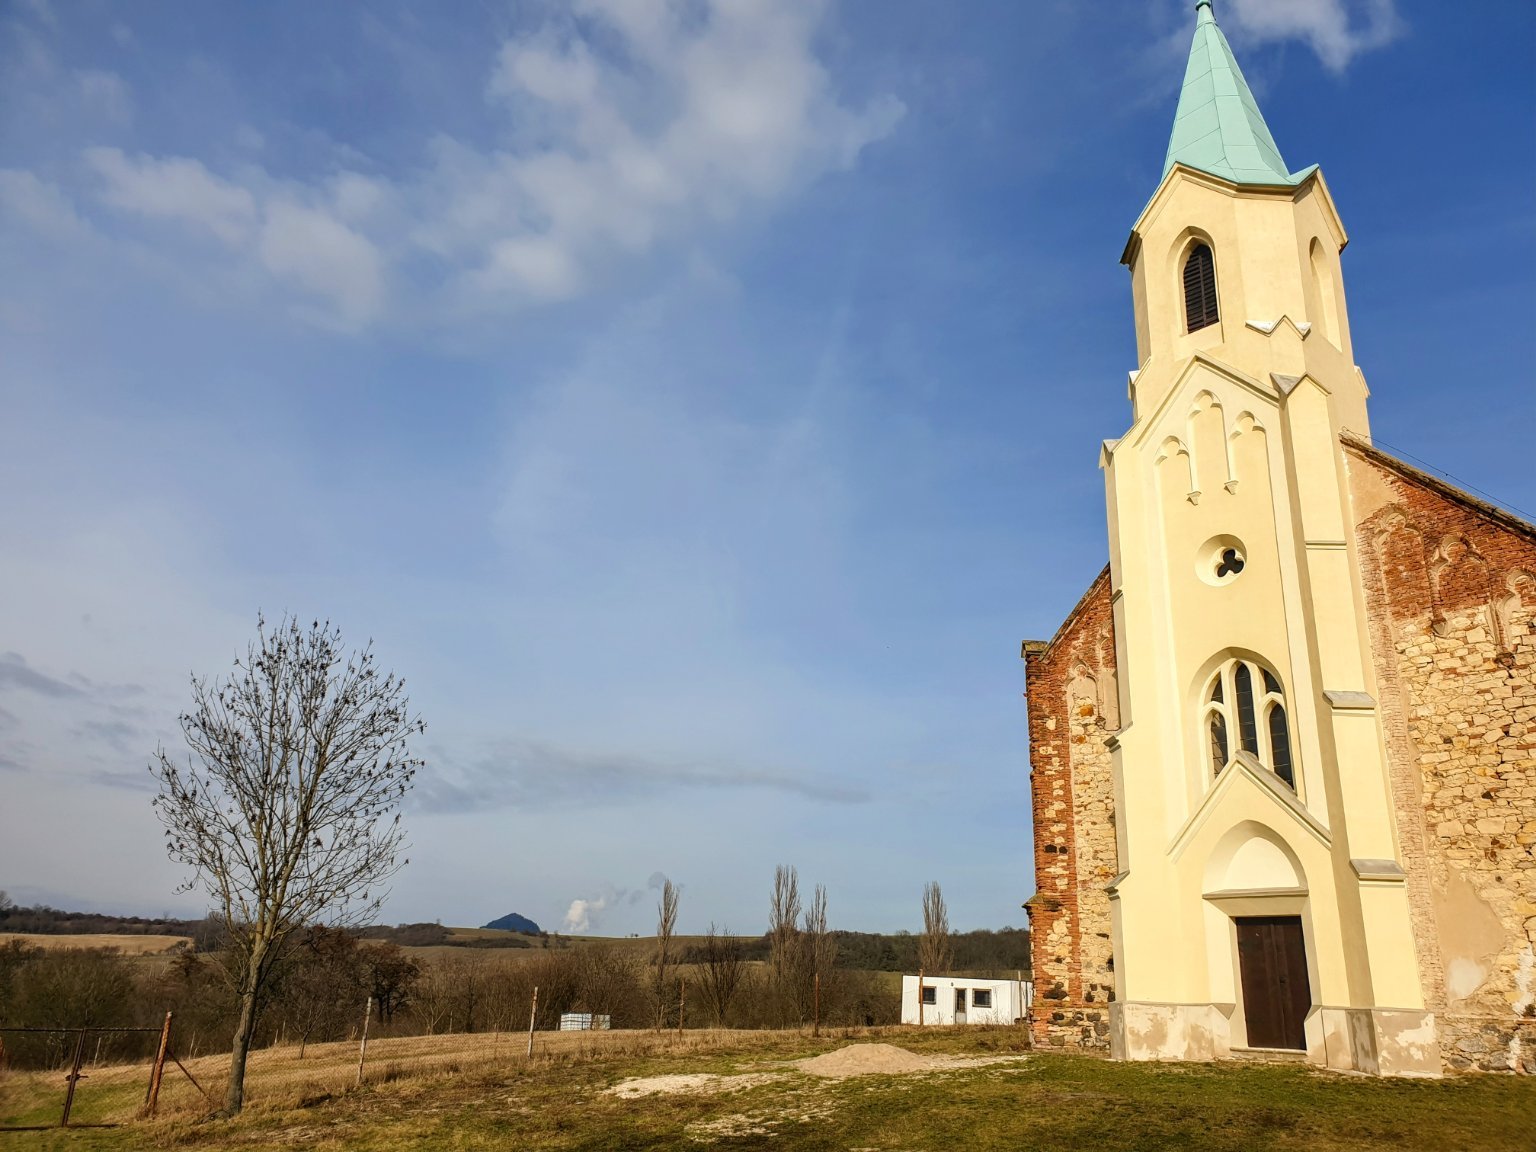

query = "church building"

[{"left": 1023, "top": 0, "right": 1535, "bottom": 1075}]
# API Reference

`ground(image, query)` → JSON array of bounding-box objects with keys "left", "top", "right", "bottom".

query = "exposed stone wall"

[
  {"left": 1024, "top": 567, "right": 1118, "bottom": 1049},
  {"left": 1438, "top": 1015, "right": 1536, "bottom": 1074},
  {"left": 1347, "top": 440, "right": 1536, "bottom": 1072}
]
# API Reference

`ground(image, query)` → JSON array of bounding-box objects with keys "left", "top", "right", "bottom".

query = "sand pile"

[{"left": 793, "top": 1043, "right": 991, "bottom": 1079}]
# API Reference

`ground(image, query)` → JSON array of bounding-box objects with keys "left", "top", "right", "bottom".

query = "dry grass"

[
  {"left": 5, "top": 1027, "right": 1534, "bottom": 1151},
  {"left": 0, "top": 1026, "right": 780, "bottom": 1129},
  {"left": 0, "top": 933, "right": 192, "bottom": 955}
]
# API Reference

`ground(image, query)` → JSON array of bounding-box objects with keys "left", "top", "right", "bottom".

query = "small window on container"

[
  {"left": 920, "top": 986, "right": 936, "bottom": 1005},
  {"left": 972, "top": 988, "right": 993, "bottom": 1009}
]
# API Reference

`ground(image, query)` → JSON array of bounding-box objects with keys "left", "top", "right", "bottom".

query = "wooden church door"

[{"left": 1235, "top": 916, "right": 1311, "bottom": 1050}]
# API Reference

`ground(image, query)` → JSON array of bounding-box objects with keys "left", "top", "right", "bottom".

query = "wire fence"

[
  {"left": 0, "top": 1018, "right": 188, "bottom": 1130},
  {"left": 0, "top": 989, "right": 743, "bottom": 1130}
]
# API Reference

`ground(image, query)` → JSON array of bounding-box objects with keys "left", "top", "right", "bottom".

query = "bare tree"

[
  {"left": 278, "top": 925, "right": 364, "bottom": 1058},
  {"left": 698, "top": 923, "right": 744, "bottom": 1027},
  {"left": 803, "top": 883, "right": 837, "bottom": 1022},
  {"left": 358, "top": 941, "right": 419, "bottom": 1024},
  {"left": 768, "top": 865, "right": 802, "bottom": 1023},
  {"left": 918, "top": 881, "right": 952, "bottom": 975},
  {"left": 0, "top": 890, "right": 12, "bottom": 913},
  {"left": 572, "top": 943, "right": 643, "bottom": 1025},
  {"left": 149, "top": 614, "right": 423, "bottom": 1115},
  {"left": 409, "top": 959, "right": 460, "bottom": 1035},
  {"left": 654, "top": 877, "right": 679, "bottom": 1030}
]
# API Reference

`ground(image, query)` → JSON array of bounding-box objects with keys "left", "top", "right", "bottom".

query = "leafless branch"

[{"left": 148, "top": 614, "right": 423, "bottom": 1114}]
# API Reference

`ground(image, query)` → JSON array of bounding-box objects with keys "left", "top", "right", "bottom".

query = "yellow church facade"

[{"left": 1023, "top": 1, "right": 1535, "bottom": 1076}]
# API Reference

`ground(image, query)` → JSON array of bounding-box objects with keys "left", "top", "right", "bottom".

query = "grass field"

[
  {"left": 3, "top": 1026, "right": 1533, "bottom": 1150},
  {"left": 0, "top": 934, "right": 192, "bottom": 955},
  {"left": 399, "top": 930, "right": 720, "bottom": 961}
]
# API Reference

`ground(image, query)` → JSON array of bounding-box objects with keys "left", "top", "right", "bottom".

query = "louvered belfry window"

[{"left": 1183, "top": 243, "right": 1219, "bottom": 332}]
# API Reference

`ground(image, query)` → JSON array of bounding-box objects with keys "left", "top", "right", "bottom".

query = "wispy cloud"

[
  {"left": 85, "top": 148, "right": 257, "bottom": 245},
  {"left": 0, "top": 652, "right": 84, "bottom": 698},
  {"left": 454, "top": 0, "right": 904, "bottom": 303},
  {"left": 0, "top": 170, "right": 88, "bottom": 241},
  {"left": 75, "top": 69, "right": 132, "bottom": 123},
  {"left": 84, "top": 767, "right": 158, "bottom": 794},
  {"left": 49, "top": 1, "right": 901, "bottom": 332},
  {"left": 70, "top": 718, "right": 144, "bottom": 755},
  {"left": 1224, "top": 0, "right": 1405, "bottom": 73},
  {"left": 418, "top": 737, "right": 868, "bottom": 814},
  {"left": 81, "top": 147, "right": 384, "bottom": 328}
]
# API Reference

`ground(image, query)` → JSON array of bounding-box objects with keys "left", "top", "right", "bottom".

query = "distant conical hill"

[{"left": 482, "top": 912, "right": 541, "bottom": 935}]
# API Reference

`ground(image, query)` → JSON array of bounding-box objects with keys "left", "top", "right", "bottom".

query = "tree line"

[{"left": 0, "top": 931, "right": 899, "bottom": 1072}]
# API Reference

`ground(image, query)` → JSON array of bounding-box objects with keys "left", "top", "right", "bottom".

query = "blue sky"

[{"left": 1, "top": 0, "right": 1532, "bottom": 937}]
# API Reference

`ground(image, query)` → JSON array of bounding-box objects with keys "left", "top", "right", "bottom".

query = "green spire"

[{"left": 1163, "top": 1, "right": 1309, "bottom": 186}]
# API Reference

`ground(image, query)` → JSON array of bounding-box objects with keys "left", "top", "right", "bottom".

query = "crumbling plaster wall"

[{"left": 1348, "top": 441, "right": 1536, "bottom": 1072}]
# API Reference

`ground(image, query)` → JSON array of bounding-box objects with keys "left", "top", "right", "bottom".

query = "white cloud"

[
  {"left": 0, "top": 169, "right": 88, "bottom": 239},
  {"left": 562, "top": 895, "right": 605, "bottom": 932},
  {"left": 460, "top": 0, "right": 904, "bottom": 302},
  {"left": 85, "top": 147, "right": 257, "bottom": 246},
  {"left": 1224, "top": 0, "right": 1404, "bottom": 73},
  {"left": 48, "top": 1, "right": 901, "bottom": 330},
  {"left": 83, "top": 148, "right": 387, "bottom": 328},
  {"left": 258, "top": 199, "right": 385, "bottom": 328}
]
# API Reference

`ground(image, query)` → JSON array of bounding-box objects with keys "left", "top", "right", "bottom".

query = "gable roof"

[{"left": 1343, "top": 433, "right": 1536, "bottom": 544}]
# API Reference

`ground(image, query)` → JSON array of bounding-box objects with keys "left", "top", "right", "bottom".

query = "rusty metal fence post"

[
  {"left": 143, "top": 1012, "right": 173, "bottom": 1118},
  {"left": 59, "top": 1029, "right": 87, "bottom": 1127},
  {"left": 1, "top": 1024, "right": 167, "bottom": 1132},
  {"left": 356, "top": 997, "right": 373, "bottom": 1087}
]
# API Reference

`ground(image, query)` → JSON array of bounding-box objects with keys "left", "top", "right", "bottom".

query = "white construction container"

[
  {"left": 558, "top": 1013, "right": 612, "bottom": 1031},
  {"left": 900, "top": 975, "right": 1031, "bottom": 1026}
]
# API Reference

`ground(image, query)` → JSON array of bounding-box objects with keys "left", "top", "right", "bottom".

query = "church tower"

[{"left": 1026, "top": 0, "right": 1449, "bottom": 1075}]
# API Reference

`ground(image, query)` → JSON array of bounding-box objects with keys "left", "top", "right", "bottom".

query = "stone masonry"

[
  {"left": 1348, "top": 437, "right": 1536, "bottom": 1073},
  {"left": 1023, "top": 567, "right": 1118, "bottom": 1049}
]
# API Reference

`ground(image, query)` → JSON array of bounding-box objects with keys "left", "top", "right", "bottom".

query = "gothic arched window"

[
  {"left": 1202, "top": 658, "right": 1294, "bottom": 789},
  {"left": 1183, "top": 243, "right": 1219, "bottom": 333}
]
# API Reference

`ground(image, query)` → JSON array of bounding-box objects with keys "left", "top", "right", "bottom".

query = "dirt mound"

[{"left": 793, "top": 1043, "right": 964, "bottom": 1078}]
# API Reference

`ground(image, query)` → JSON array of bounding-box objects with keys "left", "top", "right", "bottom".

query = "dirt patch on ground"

[
  {"left": 604, "top": 1043, "right": 1028, "bottom": 1100},
  {"left": 604, "top": 1072, "right": 785, "bottom": 1099},
  {"left": 793, "top": 1043, "right": 1028, "bottom": 1079}
]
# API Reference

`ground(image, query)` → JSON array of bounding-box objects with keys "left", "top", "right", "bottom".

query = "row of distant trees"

[
  {"left": 642, "top": 870, "right": 1028, "bottom": 1031},
  {"left": 0, "top": 931, "right": 901, "bottom": 1072},
  {"left": 0, "top": 900, "right": 540, "bottom": 953}
]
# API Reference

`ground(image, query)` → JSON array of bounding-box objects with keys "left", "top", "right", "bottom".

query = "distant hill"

[{"left": 482, "top": 912, "right": 542, "bottom": 935}]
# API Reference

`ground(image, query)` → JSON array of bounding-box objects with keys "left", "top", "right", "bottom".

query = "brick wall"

[
  {"left": 1347, "top": 439, "right": 1536, "bottom": 1072},
  {"left": 1024, "top": 566, "right": 1119, "bottom": 1049}
]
